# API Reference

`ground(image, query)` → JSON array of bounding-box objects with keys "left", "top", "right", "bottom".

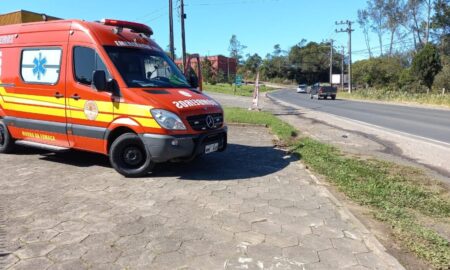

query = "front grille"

[{"left": 187, "top": 113, "right": 223, "bottom": 131}]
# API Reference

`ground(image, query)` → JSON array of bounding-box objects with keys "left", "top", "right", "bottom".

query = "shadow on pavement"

[
  {"left": 8, "top": 145, "right": 49, "bottom": 156},
  {"left": 10, "top": 144, "right": 296, "bottom": 180},
  {"left": 39, "top": 151, "right": 111, "bottom": 168},
  {"left": 154, "top": 143, "right": 297, "bottom": 181}
]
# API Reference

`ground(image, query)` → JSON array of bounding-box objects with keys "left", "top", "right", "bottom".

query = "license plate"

[{"left": 205, "top": 143, "right": 219, "bottom": 154}]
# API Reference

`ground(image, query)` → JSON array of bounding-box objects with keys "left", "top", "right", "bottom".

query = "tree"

[
  {"left": 405, "top": 0, "right": 426, "bottom": 49},
  {"left": 201, "top": 58, "right": 213, "bottom": 84},
  {"left": 288, "top": 42, "right": 333, "bottom": 84},
  {"left": 358, "top": 9, "right": 373, "bottom": 58},
  {"left": 271, "top": 44, "right": 287, "bottom": 77},
  {"left": 273, "top": 44, "right": 284, "bottom": 57},
  {"left": 215, "top": 70, "right": 227, "bottom": 84},
  {"left": 431, "top": 0, "right": 450, "bottom": 39},
  {"left": 243, "top": 53, "right": 262, "bottom": 76},
  {"left": 411, "top": 43, "right": 442, "bottom": 92},
  {"left": 228, "top": 35, "right": 247, "bottom": 64},
  {"left": 432, "top": 0, "right": 450, "bottom": 56},
  {"left": 424, "top": 0, "right": 433, "bottom": 43},
  {"left": 383, "top": 0, "right": 406, "bottom": 55},
  {"left": 367, "top": 0, "right": 387, "bottom": 56}
]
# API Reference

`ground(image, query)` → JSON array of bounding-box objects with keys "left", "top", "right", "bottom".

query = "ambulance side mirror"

[{"left": 92, "top": 70, "right": 107, "bottom": 91}]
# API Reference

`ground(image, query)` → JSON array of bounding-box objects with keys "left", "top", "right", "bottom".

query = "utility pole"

[
  {"left": 180, "top": 0, "right": 187, "bottom": 69},
  {"left": 169, "top": 0, "right": 175, "bottom": 60},
  {"left": 227, "top": 57, "right": 230, "bottom": 82},
  {"left": 341, "top": 46, "right": 345, "bottom": 91},
  {"left": 349, "top": 22, "right": 352, "bottom": 93},
  {"left": 329, "top": 39, "right": 334, "bottom": 86},
  {"left": 335, "top": 20, "right": 354, "bottom": 93}
]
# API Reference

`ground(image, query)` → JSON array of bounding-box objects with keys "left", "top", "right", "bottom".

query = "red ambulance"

[{"left": 0, "top": 19, "right": 227, "bottom": 177}]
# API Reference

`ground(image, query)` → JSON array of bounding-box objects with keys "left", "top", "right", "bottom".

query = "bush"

[
  {"left": 433, "top": 64, "right": 450, "bottom": 92},
  {"left": 353, "top": 57, "right": 405, "bottom": 88},
  {"left": 411, "top": 44, "right": 442, "bottom": 92},
  {"left": 397, "top": 68, "right": 414, "bottom": 88},
  {"left": 397, "top": 69, "right": 425, "bottom": 93}
]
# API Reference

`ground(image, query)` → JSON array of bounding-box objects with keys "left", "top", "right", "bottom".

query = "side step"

[{"left": 15, "top": 140, "right": 70, "bottom": 152}]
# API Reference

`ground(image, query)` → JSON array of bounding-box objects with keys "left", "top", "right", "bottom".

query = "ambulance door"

[
  {"left": 7, "top": 46, "right": 70, "bottom": 147},
  {"left": 66, "top": 45, "right": 114, "bottom": 153}
]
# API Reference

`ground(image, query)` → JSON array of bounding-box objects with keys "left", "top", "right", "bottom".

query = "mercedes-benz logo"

[{"left": 205, "top": 115, "right": 215, "bottom": 129}]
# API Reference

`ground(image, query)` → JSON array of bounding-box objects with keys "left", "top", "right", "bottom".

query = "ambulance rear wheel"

[
  {"left": 0, "top": 120, "right": 15, "bottom": 153},
  {"left": 109, "top": 133, "right": 154, "bottom": 178}
]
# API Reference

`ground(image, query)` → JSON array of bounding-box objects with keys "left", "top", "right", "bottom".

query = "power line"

[
  {"left": 186, "top": 0, "right": 283, "bottom": 6},
  {"left": 144, "top": 12, "right": 169, "bottom": 23},
  {"left": 352, "top": 37, "right": 416, "bottom": 54},
  {"left": 134, "top": 10, "right": 161, "bottom": 21}
]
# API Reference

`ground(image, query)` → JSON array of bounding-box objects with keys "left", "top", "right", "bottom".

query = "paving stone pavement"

[{"left": 0, "top": 126, "right": 404, "bottom": 270}]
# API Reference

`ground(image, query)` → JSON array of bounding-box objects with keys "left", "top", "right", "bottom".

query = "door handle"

[
  {"left": 54, "top": 92, "right": 64, "bottom": 99},
  {"left": 70, "top": 94, "right": 81, "bottom": 101}
]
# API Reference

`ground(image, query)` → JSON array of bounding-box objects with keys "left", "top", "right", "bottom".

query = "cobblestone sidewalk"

[{"left": 0, "top": 126, "right": 403, "bottom": 269}]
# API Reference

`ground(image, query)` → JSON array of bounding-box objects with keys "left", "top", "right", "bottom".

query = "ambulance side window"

[
  {"left": 21, "top": 48, "right": 62, "bottom": 85},
  {"left": 73, "top": 47, "right": 111, "bottom": 85}
]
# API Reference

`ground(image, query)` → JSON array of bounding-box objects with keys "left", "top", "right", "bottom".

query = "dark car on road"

[{"left": 310, "top": 83, "right": 337, "bottom": 100}]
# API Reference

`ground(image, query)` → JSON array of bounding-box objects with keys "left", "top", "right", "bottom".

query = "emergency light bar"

[{"left": 101, "top": 19, "right": 153, "bottom": 36}]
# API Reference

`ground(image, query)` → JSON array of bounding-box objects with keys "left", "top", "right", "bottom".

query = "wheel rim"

[
  {"left": 0, "top": 125, "right": 5, "bottom": 147},
  {"left": 122, "top": 145, "right": 145, "bottom": 168}
]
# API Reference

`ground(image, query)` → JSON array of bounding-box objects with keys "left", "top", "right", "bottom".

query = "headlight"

[{"left": 151, "top": 109, "right": 186, "bottom": 130}]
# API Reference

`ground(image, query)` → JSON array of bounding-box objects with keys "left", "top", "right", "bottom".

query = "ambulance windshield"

[{"left": 105, "top": 46, "right": 190, "bottom": 88}]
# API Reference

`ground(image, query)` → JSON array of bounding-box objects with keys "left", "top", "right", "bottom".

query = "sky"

[{"left": 2, "top": 0, "right": 389, "bottom": 61}]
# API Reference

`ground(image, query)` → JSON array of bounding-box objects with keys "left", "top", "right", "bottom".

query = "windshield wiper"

[{"left": 131, "top": 79, "right": 190, "bottom": 88}]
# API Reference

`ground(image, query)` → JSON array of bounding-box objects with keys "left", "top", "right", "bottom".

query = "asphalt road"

[{"left": 269, "top": 89, "right": 450, "bottom": 145}]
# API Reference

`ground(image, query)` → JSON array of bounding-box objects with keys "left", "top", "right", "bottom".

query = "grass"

[
  {"left": 224, "top": 107, "right": 450, "bottom": 269},
  {"left": 204, "top": 83, "right": 275, "bottom": 97},
  {"left": 224, "top": 107, "right": 297, "bottom": 143},
  {"left": 339, "top": 89, "right": 450, "bottom": 108}
]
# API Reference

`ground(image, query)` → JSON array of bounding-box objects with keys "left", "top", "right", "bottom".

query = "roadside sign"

[
  {"left": 332, "top": 74, "right": 341, "bottom": 84},
  {"left": 251, "top": 72, "right": 259, "bottom": 110},
  {"left": 332, "top": 74, "right": 349, "bottom": 84},
  {"left": 235, "top": 75, "right": 242, "bottom": 86}
]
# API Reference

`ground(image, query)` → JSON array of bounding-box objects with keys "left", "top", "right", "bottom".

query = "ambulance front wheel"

[
  {"left": 0, "top": 119, "right": 15, "bottom": 153},
  {"left": 109, "top": 133, "right": 154, "bottom": 178}
]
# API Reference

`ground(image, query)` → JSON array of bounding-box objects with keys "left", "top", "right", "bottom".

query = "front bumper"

[{"left": 140, "top": 127, "right": 228, "bottom": 163}]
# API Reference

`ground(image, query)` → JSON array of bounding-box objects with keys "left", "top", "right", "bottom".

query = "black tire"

[
  {"left": 109, "top": 133, "right": 154, "bottom": 178},
  {"left": 331, "top": 95, "right": 336, "bottom": 100},
  {"left": 0, "top": 119, "right": 15, "bottom": 153}
]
